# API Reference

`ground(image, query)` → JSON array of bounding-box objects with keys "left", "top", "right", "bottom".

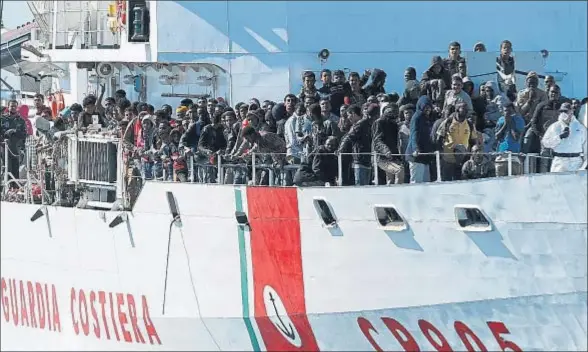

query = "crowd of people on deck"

[{"left": 1, "top": 40, "right": 587, "bottom": 196}]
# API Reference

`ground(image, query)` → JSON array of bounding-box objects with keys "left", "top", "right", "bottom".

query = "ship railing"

[{"left": 121, "top": 150, "right": 571, "bottom": 188}]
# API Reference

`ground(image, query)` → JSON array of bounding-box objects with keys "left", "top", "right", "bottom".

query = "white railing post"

[
  {"left": 435, "top": 151, "right": 442, "bottom": 182},
  {"left": 3, "top": 145, "right": 8, "bottom": 194},
  {"left": 268, "top": 167, "right": 274, "bottom": 186},
  {"left": 337, "top": 152, "right": 343, "bottom": 186},
  {"left": 70, "top": 134, "right": 79, "bottom": 182},
  {"left": 252, "top": 153, "right": 256, "bottom": 186},
  {"left": 372, "top": 151, "right": 379, "bottom": 186},
  {"left": 217, "top": 154, "right": 223, "bottom": 185},
  {"left": 188, "top": 156, "right": 194, "bottom": 182},
  {"left": 116, "top": 139, "right": 125, "bottom": 204},
  {"left": 507, "top": 151, "right": 513, "bottom": 176},
  {"left": 523, "top": 153, "right": 530, "bottom": 174}
]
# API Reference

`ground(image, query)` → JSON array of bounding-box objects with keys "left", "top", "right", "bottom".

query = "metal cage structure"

[{"left": 65, "top": 133, "right": 125, "bottom": 209}]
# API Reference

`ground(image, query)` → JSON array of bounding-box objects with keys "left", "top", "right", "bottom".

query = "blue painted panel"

[
  {"left": 157, "top": 1, "right": 588, "bottom": 101},
  {"left": 157, "top": 1, "right": 230, "bottom": 53}
]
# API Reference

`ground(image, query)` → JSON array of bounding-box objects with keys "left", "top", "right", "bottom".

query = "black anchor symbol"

[{"left": 268, "top": 291, "right": 296, "bottom": 341}]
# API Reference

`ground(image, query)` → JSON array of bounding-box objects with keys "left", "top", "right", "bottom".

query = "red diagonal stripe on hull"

[{"left": 246, "top": 187, "right": 319, "bottom": 351}]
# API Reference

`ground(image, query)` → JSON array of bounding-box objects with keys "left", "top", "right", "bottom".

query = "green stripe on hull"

[{"left": 234, "top": 187, "right": 261, "bottom": 351}]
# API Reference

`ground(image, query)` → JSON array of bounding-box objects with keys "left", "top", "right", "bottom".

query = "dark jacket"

[
  {"left": 531, "top": 99, "right": 562, "bottom": 137},
  {"left": 224, "top": 121, "right": 240, "bottom": 154},
  {"left": 420, "top": 56, "right": 451, "bottom": 98},
  {"left": 179, "top": 119, "right": 206, "bottom": 150},
  {"left": 319, "top": 82, "right": 351, "bottom": 116},
  {"left": 312, "top": 145, "right": 338, "bottom": 184},
  {"left": 406, "top": 96, "right": 435, "bottom": 163},
  {"left": 310, "top": 118, "right": 340, "bottom": 153},
  {"left": 198, "top": 124, "right": 227, "bottom": 157},
  {"left": 372, "top": 115, "right": 401, "bottom": 163},
  {"left": 339, "top": 117, "right": 372, "bottom": 167},
  {"left": 78, "top": 111, "right": 107, "bottom": 128},
  {"left": 1, "top": 113, "right": 27, "bottom": 151},
  {"left": 364, "top": 69, "right": 386, "bottom": 97},
  {"left": 298, "top": 88, "right": 321, "bottom": 105}
]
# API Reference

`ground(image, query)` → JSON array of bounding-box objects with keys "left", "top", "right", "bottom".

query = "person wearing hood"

[
  {"left": 272, "top": 101, "right": 288, "bottom": 139},
  {"left": 516, "top": 72, "right": 547, "bottom": 123},
  {"left": 405, "top": 96, "right": 435, "bottom": 183},
  {"left": 262, "top": 108, "right": 277, "bottom": 133},
  {"left": 364, "top": 69, "right": 387, "bottom": 98},
  {"left": 373, "top": 103, "right": 404, "bottom": 184},
  {"left": 541, "top": 102, "right": 587, "bottom": 172},
  {"left": 473, "top": 42, "right": 487, "bottom": 52},
  {"left": 420, "top": 56, "right": 451, "bottom": 103}
]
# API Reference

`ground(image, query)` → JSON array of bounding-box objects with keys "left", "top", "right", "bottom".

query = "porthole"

[
  {"left": 313, "top": 198, "right": 337, "bottom": 228},
  {"left": 454, "top": 205, "right": 491, "bottom": 231},
  {"left": 373, "top": 205, "right": 407, "bottom": 231}
]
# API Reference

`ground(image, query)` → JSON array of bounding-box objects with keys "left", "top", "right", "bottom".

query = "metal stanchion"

[
  {"left": 188, "top": 156, "right": 194, "bottom": 182},
  {"left": 435, "top": 151, "right": 442, "bottom": 182},
  {"left": 3, "top": 145, "right": 8, "bottom": 195},
  {"left": 337, "top": 152, "right": 343, "bottom": 186},
  {"left": 252, "top": 153, "right": 256, "bottom": 186},
  {"left": 507, "top": 151, "right": 513, "bottom": 176},
  {"left": 217, "top": 154, "right": 224, "bottom": 185},
  {"left": 372, "top": 151, "right": 379, "bottom": 186}
]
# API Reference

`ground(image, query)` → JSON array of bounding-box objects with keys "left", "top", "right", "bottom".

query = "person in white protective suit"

[{"left": 541, "top": 102, "right": 587, "bottom": 172}]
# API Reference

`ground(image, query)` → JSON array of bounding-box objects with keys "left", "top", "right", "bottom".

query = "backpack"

[{"left": 437, "top": 116, "right": 475, "bottom": 147}]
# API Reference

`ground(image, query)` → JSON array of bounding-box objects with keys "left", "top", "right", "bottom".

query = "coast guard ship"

[{"left": 1, "top": 1, "right": 586, "bottom": 350}]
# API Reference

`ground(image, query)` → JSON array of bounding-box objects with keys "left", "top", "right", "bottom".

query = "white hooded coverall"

[{"left": 541, "top": 113, "right": 587, "bottom": 172}]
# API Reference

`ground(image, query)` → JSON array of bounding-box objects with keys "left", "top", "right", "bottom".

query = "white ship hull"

[{"left": 1, "top": 172, "right": 587, "bottom": 351}]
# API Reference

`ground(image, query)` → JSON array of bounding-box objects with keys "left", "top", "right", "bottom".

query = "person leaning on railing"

[
  {"left": 494, "top": 102, "right": 525, "bottom": 176},
  {"left": 406, "top": 96, "right": 436, "bottom": 184}
]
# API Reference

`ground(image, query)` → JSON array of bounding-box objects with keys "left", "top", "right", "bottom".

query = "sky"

[
  {"left": 1, "top": 1, "right": 34, "bottom": 89},
  {"left": 2, "top": 1, "right": 33, "bottom": 29}
]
